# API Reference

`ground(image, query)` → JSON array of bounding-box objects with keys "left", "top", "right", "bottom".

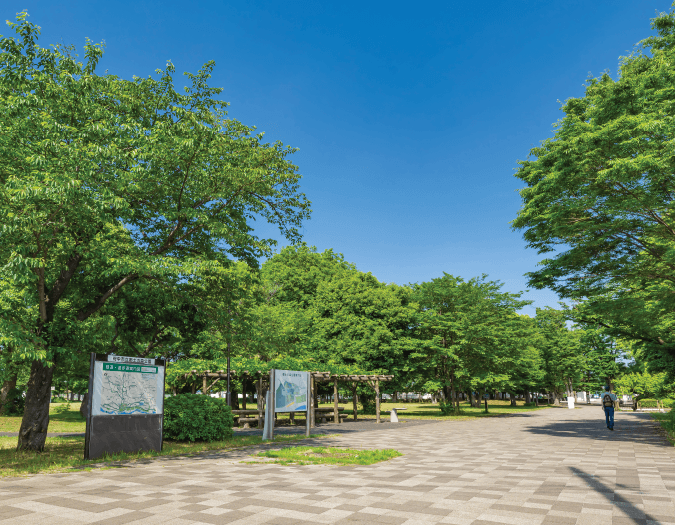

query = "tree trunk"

[
  {"left": 510, "top": 392, "right": 517, "bottom": 406},
  {"left": 552, "top": 392, "right": 560, "bottom": 405},
  {"left": 525, "top": 391, "right": 531, "bottom": 404},
  {"left": 0, "top": 373, "right": 18, "bottom": 415},
  {"left": 17, "top": 360, "right": 55, "bottom": 451},
  {"left": 79, "top": 392, "right": 89, "bottom": 419},
  {"left": 450, "top": 373, "right": 459, "bottom": 415}
]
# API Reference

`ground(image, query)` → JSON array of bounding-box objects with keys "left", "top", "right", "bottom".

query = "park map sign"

[
  {"left": 92, "top": 358, "right": 164, "bottom": 415},
  {"left": 274, "top": 370, "right": 309, "bottom": 412},
  {"left": 84, "top": 354, "right": 166, "bottom": 460}
]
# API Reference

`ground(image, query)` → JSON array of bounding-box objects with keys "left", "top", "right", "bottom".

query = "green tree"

[
  {"left": 412, "top": 274, "right": 534, "bottom": 414},
  {"left": 0, "top": 14, "right": 310, "bottom": 450},
  {"left": 512, "top": 7, "right": 675, "bottom": 376},
  {"left": 535, "top": 309, "right": 585, "bottom": 403}
]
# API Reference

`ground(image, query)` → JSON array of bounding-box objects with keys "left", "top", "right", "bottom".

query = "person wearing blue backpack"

[{"left": 601, "top": 386, "right": 617, "bottom": 431}]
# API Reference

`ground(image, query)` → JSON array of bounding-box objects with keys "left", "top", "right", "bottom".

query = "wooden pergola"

[
  {"left": 311, "top": 373, "right": 393, "bottom": 424},
  {"left": 181, "top": 369, "right": 394, "bottom": 425}
]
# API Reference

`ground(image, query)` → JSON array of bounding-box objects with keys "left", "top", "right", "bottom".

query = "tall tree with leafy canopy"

[
  {"left": 411, "top": 274, "right": 534, "bottom": 414},
  {"left": 512, "top": 7, "right": 675, "bottom": 376},
  {"left": 535, "top": 308, "right": 585, "bottom": 403},
  {"left": 0, "top": 13, "right": 310, "bottom": 451}
]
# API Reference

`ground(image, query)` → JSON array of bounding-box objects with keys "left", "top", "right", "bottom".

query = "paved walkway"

[{"left": 0, "top": 406, "right": 674, "bottom": 524}]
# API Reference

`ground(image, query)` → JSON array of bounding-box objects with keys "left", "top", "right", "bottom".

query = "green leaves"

[
  {"left": 512, "top": 7, "right": 675, "bottom": 374},
  {"left": 411, "top": 273, "right": 538, "bottom": 397}
]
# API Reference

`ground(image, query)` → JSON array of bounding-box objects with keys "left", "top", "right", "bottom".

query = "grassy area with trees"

[{"left": 3, "top": 4, "right": 675, "bottom": 469}]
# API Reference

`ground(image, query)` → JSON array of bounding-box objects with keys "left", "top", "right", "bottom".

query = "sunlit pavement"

[{"left": 0, "top": 405, "right": 673, "bottom": 524}]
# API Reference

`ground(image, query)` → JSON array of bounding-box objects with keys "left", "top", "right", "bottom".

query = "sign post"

[
  {"left": 263, "top": 369, "right": 310, "bottom": 442},
  {"left": 84, "top": 353, "right": 166, "bottom": 460}
]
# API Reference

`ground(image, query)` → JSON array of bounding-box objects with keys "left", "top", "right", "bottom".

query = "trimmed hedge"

[
  {"left": 164, "top": 394, "right": 234, "bottom": 442},
  {"left": 637, "top": 398, "right": 675, "bottom": 409}
]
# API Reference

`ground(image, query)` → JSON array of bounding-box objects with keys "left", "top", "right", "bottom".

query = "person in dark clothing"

[{"left": 601, "top": 386, "right": 617, "bottom": 430}]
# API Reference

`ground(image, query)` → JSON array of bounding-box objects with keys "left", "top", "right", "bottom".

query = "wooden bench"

[{"left": 315, "top": 407, "right": 345, "bottom": 424}]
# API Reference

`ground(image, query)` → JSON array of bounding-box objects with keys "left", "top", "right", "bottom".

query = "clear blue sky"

[{"left": 7, "top": 1, "right": 673, "bottom": 315}]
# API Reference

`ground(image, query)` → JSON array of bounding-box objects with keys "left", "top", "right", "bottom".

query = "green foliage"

[
  {"left": 512, "top": 7, "right": 675, "bottom": 377},
  {"left": 637, "top": 398, "right": 660, "bottom": 409},
  {"left": 411, "top": 273, "right": 536, "bottom": 409},
  {"left": 615, "top": 371, "right": 673, "bottom": 399},
  {"left": 438, "top": 401, "right": 454, "bottom": 416},
  {"left": 0, "top": 12, "right": 310, "bottom": 446},
  {"left": 535, "top": 308, "right": 585, "bottom": 398},
  {"left": 163, "top": 394, "right": 233, "bottom": 442},
  {"left": 2, "top": 388, "right": 25, "bottom": 416}
]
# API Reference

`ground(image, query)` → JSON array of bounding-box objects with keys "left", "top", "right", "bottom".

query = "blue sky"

[{"left": 7, "top": 0, "right": 673, "bottom": 315}]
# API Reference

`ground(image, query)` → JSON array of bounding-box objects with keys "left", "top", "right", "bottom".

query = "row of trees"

[
  {"left": 5, "top": 5, "right": 675, "bottom": 452},
  {"left": 512, "top": 7, "right": 675, "bottom": 401}
]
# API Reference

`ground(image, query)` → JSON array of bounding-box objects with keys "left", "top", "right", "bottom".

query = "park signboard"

[
  {"left": 84, "top": 353, "right": 166, "bottom": 460},
  {"left": 274, "top": 369, "right": 309, "bottom": 412},
  {"left": 262, "top": 369, "right": 311, "bottom": 441}
]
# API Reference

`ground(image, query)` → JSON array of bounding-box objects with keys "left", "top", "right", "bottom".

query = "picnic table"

[{"left": 231, "top": 407, "right": 346, "bottom": 428}]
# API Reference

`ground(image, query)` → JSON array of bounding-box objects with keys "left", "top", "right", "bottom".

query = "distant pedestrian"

[{"left": 601, "top": 387, "right": 617, "bottom": 430}]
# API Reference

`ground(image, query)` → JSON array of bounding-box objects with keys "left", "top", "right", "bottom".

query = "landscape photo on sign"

[
  {"left": 274, "top": 370, "right": 308, "bottom": 412},
  {"left": 91, "top": 361, "right": 165, "bottom": 416}
]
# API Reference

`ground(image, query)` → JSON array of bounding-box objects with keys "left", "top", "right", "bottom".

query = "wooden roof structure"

[{"left": 182, "top": 369, "right": 394, "bottom": 424}]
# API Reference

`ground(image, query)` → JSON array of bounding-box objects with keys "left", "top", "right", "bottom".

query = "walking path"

[{"left": 0, "top": 406, "right": 674, "bottom": 524}]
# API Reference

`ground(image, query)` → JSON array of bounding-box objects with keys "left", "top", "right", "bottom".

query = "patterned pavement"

[{"left": 0, "top": 405, "right": 674, "bottom": 524}]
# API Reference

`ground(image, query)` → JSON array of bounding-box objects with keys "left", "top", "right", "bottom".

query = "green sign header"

[{"left": 102, "top": 363, "right": 158, "bottom": 374}]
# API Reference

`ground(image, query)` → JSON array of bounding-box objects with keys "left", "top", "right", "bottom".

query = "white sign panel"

[
  {"left": 108, "top": 355, "right": 155, "bottom": 365},
  {"left": 274, "top": 370, "right": 309, "bottom": 412},
  {"left": 91, "top": 360, "right": 165, "bottom": 416}
]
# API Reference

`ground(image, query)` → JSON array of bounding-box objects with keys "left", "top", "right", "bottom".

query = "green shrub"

[
  {"left": 439, "top": 402, "right": 454, "bottom": 416},
  {"left": 2, "top": 387, "right": 25, "bottom": 416},
  {"left": 163, "top": 394, "right": 233, "bottom": 442},
  {"left": 663, "top": 398, "right": 675, "bottom": 409},
  {"left": 360, "top": 395, "right": 376, "bottom": 415},
  {"left": 637, "top": 398, "right": 658, "bottom": 408}
]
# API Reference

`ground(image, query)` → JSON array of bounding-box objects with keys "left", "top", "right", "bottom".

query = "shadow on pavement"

[
  {"left": 523, "top": 411, "right": 669, "bottom": 447},
  {"left": 569, "top": 466, "right": 655, "bottom": 523}
]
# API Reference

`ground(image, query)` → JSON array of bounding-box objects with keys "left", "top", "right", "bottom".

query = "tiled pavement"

[{"left": 0, "top": 406, "right": 674, "bottom": 524}]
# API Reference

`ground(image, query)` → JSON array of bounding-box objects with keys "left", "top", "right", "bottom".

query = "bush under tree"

[{"left": 163, "top": 394, "right": 234, "bottom": 442}]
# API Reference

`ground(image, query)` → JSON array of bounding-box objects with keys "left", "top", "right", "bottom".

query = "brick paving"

[{"left": 0, "top": 405, "right": 674, "bottom": 524}]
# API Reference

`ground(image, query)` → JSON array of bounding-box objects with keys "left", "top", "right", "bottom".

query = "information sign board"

[
  {"left": 91, "top": 361, "right": 164, "bottom": 416},
  {"left": 274, "top": 370, "right": 309, "bottom": 412},
  {"left": 84, "top": 353, "right": 166, "bottom": 460}
]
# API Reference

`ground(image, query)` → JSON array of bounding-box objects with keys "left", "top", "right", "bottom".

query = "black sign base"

[{"left": 85, "top": 414, "right": 163, "bottom": 460}]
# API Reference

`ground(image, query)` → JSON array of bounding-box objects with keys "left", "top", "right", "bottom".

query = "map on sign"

[
  {"left": 274, "top": 370, "right": 308, "bottom": 412},
  {"left": 91, "top": 361, "right": 165, "bottom": 416}
]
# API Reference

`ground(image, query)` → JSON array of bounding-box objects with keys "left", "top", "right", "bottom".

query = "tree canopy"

[{"left": 512, "top": 8, "right": 675, "bottom": 375}]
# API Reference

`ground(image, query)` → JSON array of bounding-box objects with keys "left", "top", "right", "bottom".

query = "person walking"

[{"left": 601, "top": 386, "right": 617, "bottom": 430}]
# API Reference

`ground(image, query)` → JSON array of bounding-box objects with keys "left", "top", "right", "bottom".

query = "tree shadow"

[
  {"left": 568, "top": 465, "right": 657, "bottom": 523},
  {"left": 523, "top": 411, "right": 669, "bottom": 447}
]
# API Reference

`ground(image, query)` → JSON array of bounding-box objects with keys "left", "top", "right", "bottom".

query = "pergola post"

[
  {"left": 352, "top": 383, "right": 358, "bottom": 420},
  {"left": 375, "top": 379, "right": 381, "bottom": 424},
  {"left": 333, "top": 376, "right": 340, "bottom": 424},
  {"left": 242, "top": 377, "right": 247, "bottom": 409},
  {"left": 257, "top": 376, "right": 264, "bottom": 425}
]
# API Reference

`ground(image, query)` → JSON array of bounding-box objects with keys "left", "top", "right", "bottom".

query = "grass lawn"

[
  {"left": 323, "top": 399, "right": 553, "bottom": 420},
  {"left": 0, "top": 433, "right": 324, "bottom": 477},
  {"left": 250, "top": 446, "right": 401, "bottom": 466},
  {"left": 652, "top": 412, "right": 675, "bottom": 445},
  {"left": 0, "top": 402, "right": 86, "bottom": 433}
]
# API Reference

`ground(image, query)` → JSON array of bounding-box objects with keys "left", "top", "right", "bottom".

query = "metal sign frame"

[
  {"left": 262, "top": 369, "right": 310, "bottom": 441},
  {"left": 84, "top": 353, "right": 166, "bottom": 460}
]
